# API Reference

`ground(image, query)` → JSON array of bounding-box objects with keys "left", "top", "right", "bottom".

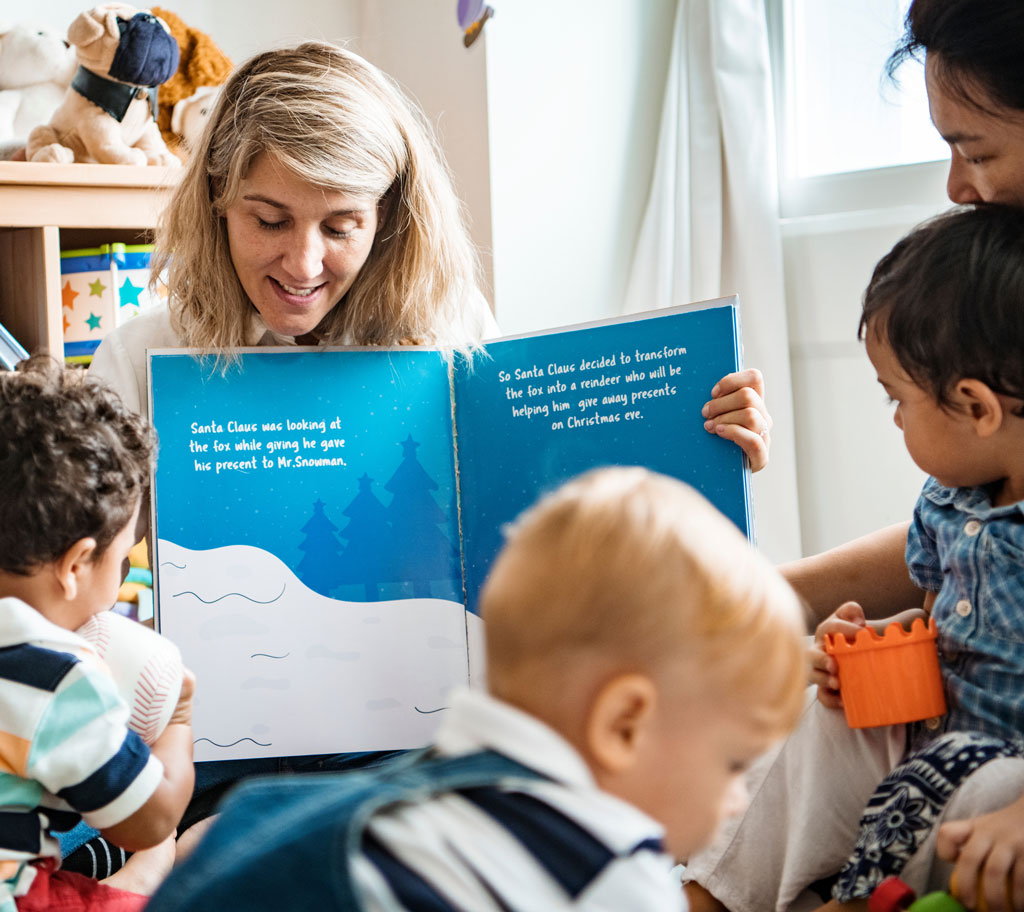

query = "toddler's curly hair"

[{"left": 0, "top": 356, "right": 156, "bottom": 574}]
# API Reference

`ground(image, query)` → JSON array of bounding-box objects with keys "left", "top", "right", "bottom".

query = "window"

[{"left": 767, "top": 0, "right": 950, "bottom": 217}]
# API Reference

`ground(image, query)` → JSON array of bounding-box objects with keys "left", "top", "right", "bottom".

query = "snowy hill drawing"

[{"left": 158, "top": 540, "right": 477, "bottom": 762}]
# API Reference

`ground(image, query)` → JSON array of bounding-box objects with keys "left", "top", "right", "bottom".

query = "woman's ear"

[
  {"left": 956, "top": 379, "right": 1003, "bottom": 437},
  {"left": 53, "top": 537, "right": 97, "bottom": 601},
  {"left": 585, "top": 673, "right": 657, "bottom": 774}
]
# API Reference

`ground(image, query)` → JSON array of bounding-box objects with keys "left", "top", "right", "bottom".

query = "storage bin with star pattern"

[{"left": 60, "top": 244, "right": 162, "bottom": 363}]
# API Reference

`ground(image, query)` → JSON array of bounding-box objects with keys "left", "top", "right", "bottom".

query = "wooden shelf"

[
  {"left": 0, "top": 164, "right": 179, "bottom": 355},
  {"left": 0, "top": 162, "right": 180, "bottom": 229}
]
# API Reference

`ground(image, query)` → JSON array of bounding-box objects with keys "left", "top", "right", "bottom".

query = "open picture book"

[{"left": 148, "top": 296, "right": 751, "bottom": 761}]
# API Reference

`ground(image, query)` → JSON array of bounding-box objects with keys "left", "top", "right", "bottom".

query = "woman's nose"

[
  {"left": 946, "top": 153, "right": 983, "bottom": 204},
  {"left": 281, "top": 228, "right": 325, "bottom": 280}
]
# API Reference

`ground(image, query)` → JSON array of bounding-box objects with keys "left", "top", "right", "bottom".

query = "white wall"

[
  {"left": 484, "top": 0, "right": 677, "bottom": 333},
  {"left": 782, "top": 175, "right": 949, "bottom": 555},
  {"left": 356, "top": 1, "right": 494, "bottom": 302}
]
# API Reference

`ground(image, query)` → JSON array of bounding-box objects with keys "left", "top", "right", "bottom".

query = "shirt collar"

[
  {"left": 435, "top": 688, "right": 596, "bottom": 787},
  {"left": 0, "top": 597, "right": 90, "bottom": 653},
  {"left": 434, "top": 688, "right": 666, "bottom": 851},
  {"left": 922, "top": 476, "right": 1024, "bottom": 519},
  {"left": 243, "top": 311, "right": 322, "bottom": 348}
]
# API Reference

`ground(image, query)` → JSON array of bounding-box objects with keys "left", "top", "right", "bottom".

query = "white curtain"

[{"left": 623, "top": 0, "right": 802, "bottom": 563}]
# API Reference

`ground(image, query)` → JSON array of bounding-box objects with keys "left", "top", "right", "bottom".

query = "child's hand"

[
  {"left": 702, "top": 369, "right": 772, "bottom": 472},
  {"left": 168, "top": 668, "right": 195, "bottom": 727},
  {"left": 939, "top": 792, "right": 1024, "bottom": 911},
  {"left": 809, "top": 601, "right": 867, "bottom": 709}
]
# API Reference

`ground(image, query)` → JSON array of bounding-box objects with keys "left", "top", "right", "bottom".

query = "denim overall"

[{"left": 146, "top": 749, "right": 543, "bottom": 911}]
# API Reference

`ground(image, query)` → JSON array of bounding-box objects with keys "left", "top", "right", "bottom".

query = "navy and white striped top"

[
  {"left": 0, "top": 598, "right": 162, "bottom": 910},
  {"left": 351, "top": 689, "right": 686, "bottom": 911}
]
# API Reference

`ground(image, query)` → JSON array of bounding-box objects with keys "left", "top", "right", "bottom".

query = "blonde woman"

[{"left": 91, "top": 41, "right": 496, "bottom": 416}]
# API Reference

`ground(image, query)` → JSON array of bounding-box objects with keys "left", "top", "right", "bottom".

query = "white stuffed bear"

[
  {"left": 0, "top": 22, "right": 77, "bottom": 155},
  {"left": 170, "top": 84, "right": 219, "bottom": 152}
]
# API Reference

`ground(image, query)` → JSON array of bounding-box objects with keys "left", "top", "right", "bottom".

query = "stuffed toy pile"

[
  {"left": 0, "top": 21, "right": 78, "bottom": 159},
  {"left": 150, "top": 6, "right": 232, "bottom": 159},
  {"left": 26, "top": 3, "right": 180, "bottom": 165}
]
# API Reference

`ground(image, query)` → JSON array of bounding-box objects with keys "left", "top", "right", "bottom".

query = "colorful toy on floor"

[
  {"left": 948, "top": 869, "right": 1012, "bottom": 912},
  {"left": 824, "top": 616, "right": 947, "bottom": 728},
  {"left": 26, "top": 3, "right": 180, "bottom": 165},
  {"left": 869, "top": 876, "right": 966, "bottom": 911},
  {"left": 870, "top": 873, "right": 1013, "bottom": 912}
]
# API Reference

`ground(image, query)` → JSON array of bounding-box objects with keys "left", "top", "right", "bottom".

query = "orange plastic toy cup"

[{"left": 824, "top": 617, "right": 946, "bottom": 728}]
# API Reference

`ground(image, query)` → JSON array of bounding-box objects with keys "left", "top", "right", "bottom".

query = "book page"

[
  {"left": 149, "top": 348, "right": 471, "bottom": 761},
  {"left": 454, "top": 299, "right": 750, "bottom": 616}
]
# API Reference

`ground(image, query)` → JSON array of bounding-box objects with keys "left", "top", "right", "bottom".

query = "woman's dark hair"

[
  {"left": 0, "top": 356, "right": 156, "bottom": 574},
  {"left": 859, "top": 205, "right": 1024, "bottom": 414},
  {"left": 887, "top": 0, "right": 1024, "bottom": 114}
]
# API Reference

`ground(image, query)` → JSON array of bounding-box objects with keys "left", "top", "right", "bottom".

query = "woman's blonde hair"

[
  {"left": 153, "top": 41, "right": 481, "bottom": 355},
  {"left": 481, "top": 467, "right": 807, "bottom": 737}
]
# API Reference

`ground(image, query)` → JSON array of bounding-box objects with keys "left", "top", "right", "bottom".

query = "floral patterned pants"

[{"left": 834, "top": 731, "right": 1024, "bottom": 901}]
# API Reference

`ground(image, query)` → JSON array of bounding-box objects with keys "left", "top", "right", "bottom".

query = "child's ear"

[
  {"left": 54, "top": 537, "right": 97, "bottom": 601},
  {"left": 956, "top": 379, "right": 1003, "bottom": 437},
  {"left": 585, "top": 673, "right": 657, "bottom": 774}
]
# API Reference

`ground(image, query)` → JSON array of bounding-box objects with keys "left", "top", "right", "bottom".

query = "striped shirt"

[
  {"left": 906, "top": 478, "right": 1024, "bottom": 743},
  {"left": 352, "top": 689, "right": 686, "bottom": 911},
  {"left": 0, "top": 598, "right": 163, "bottom": 907}
]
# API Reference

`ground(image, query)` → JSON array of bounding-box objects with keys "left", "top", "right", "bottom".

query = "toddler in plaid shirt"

[{"left": 686, "top": 205, "right": 1024, "bottom": 911}]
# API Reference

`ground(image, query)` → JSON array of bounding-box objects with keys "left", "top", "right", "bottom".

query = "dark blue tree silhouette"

[
  {"left": 384, "top": 435, "right": 459, "bottom": 598},
  {"left": 336, "top": 473, "right": 393, "bottom": 600},
  {"left": 295, "top": 499, "right": 344, "bottom": 597}
]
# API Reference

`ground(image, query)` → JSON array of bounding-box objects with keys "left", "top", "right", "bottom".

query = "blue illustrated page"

[
  {"left": 150, "top": 348, "right": 471, "bottom": 761},
  {"left": 454, "top": 300, "right": 750, "bottom": 614}
]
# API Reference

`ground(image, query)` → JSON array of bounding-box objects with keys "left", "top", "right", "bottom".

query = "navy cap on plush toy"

[{"left": 110, "top": 12, "right": 179, "bottom": 87}]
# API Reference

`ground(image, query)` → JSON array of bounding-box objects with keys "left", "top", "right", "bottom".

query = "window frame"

[{"left": 764, "top": 0, "right": 950, "bottom": 221}]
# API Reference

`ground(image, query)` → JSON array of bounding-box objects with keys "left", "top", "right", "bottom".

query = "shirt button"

[
  {"left": 956, "top": 599, "right": 972, "bottom": 617},
  {"left": 926, "top": 717, "right": 941, "bottom": 730},
  {"left": 964, "top": 520, "right": 982, "bottom": 536}
]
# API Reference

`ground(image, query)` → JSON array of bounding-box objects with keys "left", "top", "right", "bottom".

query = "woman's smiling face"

[{"left": 223, "top": 153, "right": 380, "bottom": 338}]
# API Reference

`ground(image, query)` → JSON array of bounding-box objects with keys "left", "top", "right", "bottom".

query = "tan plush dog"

[{"left": 26, "top": 4, "right": 180, "bottom": 165}]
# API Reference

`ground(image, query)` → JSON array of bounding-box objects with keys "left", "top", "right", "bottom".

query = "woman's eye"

[
  {"left": 325, "top": 226, "right": 353, "bottom": 239},
  {"left": 257, "top": 218, "right": 286, "bottom": 231}
]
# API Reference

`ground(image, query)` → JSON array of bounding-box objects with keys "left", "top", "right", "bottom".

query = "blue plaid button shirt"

[{"left": 907, "top": 476, "right": 1024, "bottom": 743}]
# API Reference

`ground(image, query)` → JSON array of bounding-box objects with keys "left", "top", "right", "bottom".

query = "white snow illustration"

[{"left": 156, "top": 540, "right": 479, "bottom": 762}]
